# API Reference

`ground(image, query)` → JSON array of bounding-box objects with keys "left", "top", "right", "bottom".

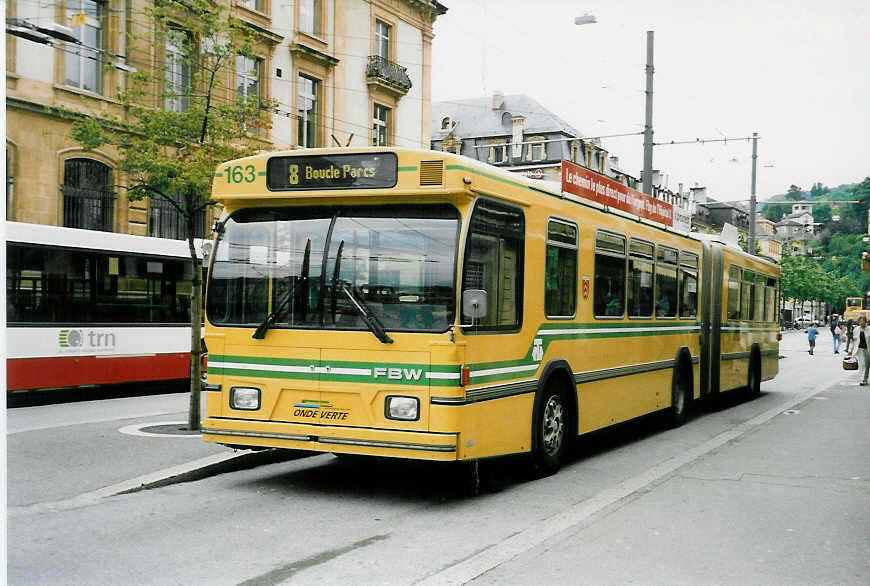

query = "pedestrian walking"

[
  {"left": 846, "top": 319, "right": 856, "bottom": 353},
  {"left": 847, "top": 315, "right": 869, "bottom": 386},
  {"left": 806, "top": 322, "right": 819, "bottom": 355},
  {"left": 830, "top": 314, "right": 841, "bottom": 354}
]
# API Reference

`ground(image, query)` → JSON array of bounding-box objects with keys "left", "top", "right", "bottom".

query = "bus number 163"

[{"left": 224, "top": 164, "right": 257, "bottom": 184}]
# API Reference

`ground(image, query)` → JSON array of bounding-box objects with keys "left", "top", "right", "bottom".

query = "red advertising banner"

[{"left": 561, "top": 159, "right": 673, "bottom": 226}]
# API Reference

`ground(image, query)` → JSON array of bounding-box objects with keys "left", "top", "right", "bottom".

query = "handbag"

[
  {"left": 841, "top": 333, "right": 848, "bottom": 343},
  {"left": 843, "top": 356, "right": 859, "bottom": 370}
]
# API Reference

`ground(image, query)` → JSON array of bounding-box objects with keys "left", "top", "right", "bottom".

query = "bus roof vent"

[{"left": 419, "top": 160, "right": 444, "bottom": 186}]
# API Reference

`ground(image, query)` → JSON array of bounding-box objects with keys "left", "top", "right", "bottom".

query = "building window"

[
  {"left": 236, "top": 55, "right": 261, "bottom": 133},
  {"left": 62, "top": 158, "right": 114, "bottom": 231},
  {"left": 165, "top": 29, "right": 191, "bottom": 112},
  {"left": 65, "top": 0, "right": 103, "bottom": 93},
  {"left": 545, "top": 220, "right": 577, "bottom": 318},
  {"left": 149, "top": 196, "right": 206, "bottom": 240},
  {"left": 299, "top": 0, "right": 320, "bottom": 36},
  {"left": 373, "top": 103, "right": 389, "bottom": 146},
  {"left": 594, "top": 231, "right": 626, "bottom": 318},
  {"left": 375, "top": 20, "right": 391, "bottom": 60},
  {"left": 297, "top": 74, "right": 318, "bottom": 147},
  {"left": 441, "top": 116, "right": 452, "bottom": 131},
  {"left": 527, "top": 137, "right": 546, "bottom": 161},
  {"left": 489, "top": 142, "right": 507, "bottom": 164},
  {"left": 238, "top": 0, "right": 262, "bottom": 12},
  {"left": 236, "top": 55, "right": 260, "bottom": 103}
]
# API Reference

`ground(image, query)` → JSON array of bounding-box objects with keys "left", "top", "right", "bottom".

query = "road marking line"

[
  {"left": 9, "top": 451, "right": 245, "bottom": 517},
  {"left": 7, "top": 409, "right": 189, "bottom": 434},
  {"left": 417, "top": 376, "right": 846, "bottom": 586}
]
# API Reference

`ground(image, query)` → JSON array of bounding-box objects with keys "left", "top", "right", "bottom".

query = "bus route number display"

[{"left": 266, "top": 153, "right": 398, "bottom": 191}]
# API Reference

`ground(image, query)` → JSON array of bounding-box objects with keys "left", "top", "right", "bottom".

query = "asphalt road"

[{"left": 7, "top": 330, "right": 870, "bottom": 585}]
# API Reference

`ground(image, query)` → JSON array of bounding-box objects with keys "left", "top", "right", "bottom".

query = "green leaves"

[{"left": 70, "top": 0, "right": 266, "bottom": 225}]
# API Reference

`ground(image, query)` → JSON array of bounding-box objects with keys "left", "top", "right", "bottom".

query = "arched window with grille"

[
  {"left": 149, "top": 195, "right": 206, "bottom": 240},
  {"left": 62, "top": 158, "right": 114, "bottom": 231}
]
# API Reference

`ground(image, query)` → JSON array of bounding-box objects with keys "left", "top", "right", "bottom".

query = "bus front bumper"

[{"left": 201, "top": 418, "right": 460, "bottom": 461}]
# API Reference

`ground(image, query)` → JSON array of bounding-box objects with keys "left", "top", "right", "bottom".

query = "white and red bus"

[{"left": 6, "top": 221, "right": 202, "bottom": 393}]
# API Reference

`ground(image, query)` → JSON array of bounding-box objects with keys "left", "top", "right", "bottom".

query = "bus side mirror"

[{"left": 462, "top": 289, "right": 487, "bottom": 322}]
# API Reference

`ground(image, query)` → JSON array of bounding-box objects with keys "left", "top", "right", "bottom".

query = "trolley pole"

[
  {"left": 748, "top": 132, "right": 758, "bottom": 255},
  {"left": 642, "top": 31, "right": 655, "bottom": 195}
]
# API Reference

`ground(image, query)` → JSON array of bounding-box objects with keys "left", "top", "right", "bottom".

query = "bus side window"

[
  {"left": 545, "top": 220, "right": 578, "bottom": 318},
  {"left": 628, "top": 238, "right": 654, "bottom": 318},
  {"left": 678, "top": 250, "right": 698, "bottom": 319},
  {"left": 654, "top": 245, "right": 677, "bottom": 318},
  {"left": 741, "top": 269, "right": 755, "bottom": 321},
  {"left": 727, "top": 265, "right": 741, "bottom": 320},
  {"left": 461, "top": 200, "right": 524, "bottom": 329},
  {"left": 754, "top": 272, "right": 766, "bottom": 322},
  {"left": 594, "top": 231, "right": 626, "bottom": 318},
  {"left": 765, "top": 276, "right": 778, "bottom": 322}
]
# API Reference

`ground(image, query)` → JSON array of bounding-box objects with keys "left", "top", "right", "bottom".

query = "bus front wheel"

[{"left": 530, "top": 388, "right": 568, "bottom": 477}]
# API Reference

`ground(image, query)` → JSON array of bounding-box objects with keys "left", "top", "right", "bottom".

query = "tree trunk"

[{"left": 188, "top": 237, "right": 203, "bottom": 431}]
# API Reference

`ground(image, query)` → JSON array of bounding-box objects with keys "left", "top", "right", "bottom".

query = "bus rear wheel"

[
  {"left": 530, "top": 388, "right": 567, "bottom": 477},
  {"left": 746, "top": 355, "right": 761, "bottom": 400},
  {"left": 667, "top": 364, "right": 691, "bottom": 428}
]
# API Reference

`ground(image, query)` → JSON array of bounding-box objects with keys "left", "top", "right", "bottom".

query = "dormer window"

[
  {"left": 488, "top": 141, "right": 507, "bottom": 164},
  {"left": 441, "top": 116, "right": 452, "bottom": 131},
  {"left": 527, "top": 136, "right": 546, "bottom": 161}
]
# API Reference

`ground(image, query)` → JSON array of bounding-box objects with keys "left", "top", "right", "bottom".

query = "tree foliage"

[{"left": 71, "top": 0, "right": 270, "bottom": 429}]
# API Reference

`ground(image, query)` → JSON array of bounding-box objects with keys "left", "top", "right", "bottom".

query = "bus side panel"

[
  {"left": 455, "top": 394, "right": 536, "bottom": 460},
  {"left": 578, "top": 370, "right": 671, "bottom": 433},
  {"left": 7, "top": 353, "right": 190, "bottom": 391}
]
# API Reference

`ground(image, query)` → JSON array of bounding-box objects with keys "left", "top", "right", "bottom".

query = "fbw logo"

[{"left": 59, "top": 329, "right": 84, "bottom": 348}]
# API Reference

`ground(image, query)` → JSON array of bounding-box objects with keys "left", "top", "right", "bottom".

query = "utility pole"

[
  {"left": 642, "top": 31, "right": 654, "bottom": 195},
  {"left": 747, "top": 132, "right": 758, "bottom": 254}
]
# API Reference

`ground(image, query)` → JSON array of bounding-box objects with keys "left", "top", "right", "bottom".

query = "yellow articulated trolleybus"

[{"left": 201, "top": 148, "right": 780, "bottom": 476}]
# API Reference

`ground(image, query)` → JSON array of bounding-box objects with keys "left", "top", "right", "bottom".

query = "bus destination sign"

[{"left": 266, "top": 153, "right": 398, "bottom": 191}]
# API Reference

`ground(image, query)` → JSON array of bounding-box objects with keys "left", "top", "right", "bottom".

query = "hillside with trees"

[{"left": 761, "top": 177, "right": 870, "bottom": 316}]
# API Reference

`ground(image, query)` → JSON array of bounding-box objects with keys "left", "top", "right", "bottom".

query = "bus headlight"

[
  {"left": 230, "top": 387, "right": 261, "bottom": 410},
  {"left": 385, "top": 396, "right": 419, "bottom": 421}
]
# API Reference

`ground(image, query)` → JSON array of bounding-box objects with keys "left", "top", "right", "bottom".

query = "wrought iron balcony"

[{"left": 366, "top": 55, "right": 412, "bottom": 95}]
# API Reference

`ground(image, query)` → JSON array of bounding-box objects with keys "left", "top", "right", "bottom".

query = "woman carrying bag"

[{"left": 847, "top": 315, "right": 869, "bottom": 386}]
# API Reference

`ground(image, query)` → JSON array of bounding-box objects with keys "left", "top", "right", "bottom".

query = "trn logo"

[
  {"left": 59, "top": 329, "right": 117, "bottom": 349},
  {"left": 59, "top": 329, "right": 84, "bottom": 348}
]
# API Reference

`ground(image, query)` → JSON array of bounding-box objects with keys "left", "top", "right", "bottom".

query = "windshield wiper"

[
  {"left": 329, "top": 239, "right": 393, "bottom": 344},
  {"left": 252, "top": 239, "right": 310, "bottom": 339},
  {"left": 337, "top": 280, "right": 394, "bottom": 344}
]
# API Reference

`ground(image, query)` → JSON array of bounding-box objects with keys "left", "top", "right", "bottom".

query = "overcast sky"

[{"left": 431, "top": 0, "right": 870, "bottom": 203}]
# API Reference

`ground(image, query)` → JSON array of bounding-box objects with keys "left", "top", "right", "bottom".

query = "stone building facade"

[{"left": 6, "top": 0, "right": 445, "bottom": 235}]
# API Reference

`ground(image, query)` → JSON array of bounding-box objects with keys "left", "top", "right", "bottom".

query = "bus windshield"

[{"left": 206, "top": 204, "right": 459, "bottom": 333}]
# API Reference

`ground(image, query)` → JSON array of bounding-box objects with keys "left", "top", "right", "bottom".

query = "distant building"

[
  {"left": 775, "top": 203, "right": 815, "bottom": 255},
  {"left": 755, "top": 215, "right": 782, "bottom": 262},
  {"left": 430, "top": 92, "right": 627, "bottom": 185},
  {"left": 430, "top": 92, "right": 693, "bottom": 224}
]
